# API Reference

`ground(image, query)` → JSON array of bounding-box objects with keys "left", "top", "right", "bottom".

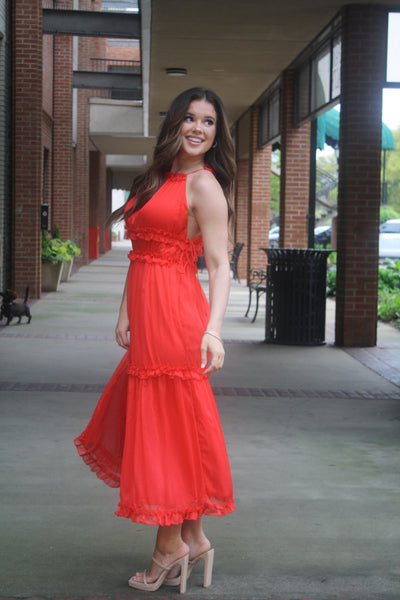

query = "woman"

[{"left": 74, "top": 87, "right": 236, "bottom": 593}]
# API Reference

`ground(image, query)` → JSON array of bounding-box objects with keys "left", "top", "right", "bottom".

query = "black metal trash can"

[{"left": 263, "top": 248, "right": 331, "bottom": 345}]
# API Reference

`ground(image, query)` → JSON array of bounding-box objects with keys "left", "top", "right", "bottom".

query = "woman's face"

[{"left": 178, "top": 99, "right": 217, "bottom": 160}]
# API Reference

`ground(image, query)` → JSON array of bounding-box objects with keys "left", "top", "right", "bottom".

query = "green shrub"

[
  {"left": 380, "top": 206, "right": 400, "bottom": 225},
  {"left": 65, "top": 239, "right": 81, "bottom": 257},
  {"left": 326, "top": 268, "right": 336, "bottom": 297},
  {"left": 377, "top": 291, "right": 400, "bottom": 324},
  {"left": 49, "top": 224, "right": 81, "bottom": 258},
  {"left": 377, "top": 259, "right": 400, "bottom": 324},
  {"left": 42, "top": 231, "right": 71, "bottom": 263},
  {"left": 378, "top": 262, "right": 400, "bottom": 292},
  {"left": 328, "top": 251, "right": 337, "bottom": 267}
]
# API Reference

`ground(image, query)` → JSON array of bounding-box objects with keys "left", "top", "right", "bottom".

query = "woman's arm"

[
  {"left": 115, "top": 271, "right": 130, "bottom": 350},
  {"left": 189, "top": 172, "right": 230, "bottom": 375}
]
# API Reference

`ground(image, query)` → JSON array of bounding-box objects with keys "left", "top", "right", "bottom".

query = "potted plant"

[
  {"left": 61, "top": 238, "right": 81, "bottom": 281},
  {"left": 41, "top": 230, "right": 65, "bottom": 292},
  {"left": 51, "top": 225, "right": 81, "bottom": 282}
]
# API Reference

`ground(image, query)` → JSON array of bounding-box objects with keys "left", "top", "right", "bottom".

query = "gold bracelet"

[{"left": 204, "top": 330, "right": 223, "bottom": 344}]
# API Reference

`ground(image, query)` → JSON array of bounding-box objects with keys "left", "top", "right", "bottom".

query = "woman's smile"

[{"left": 179, "top": 99, "right": 217, "bottom": 157}]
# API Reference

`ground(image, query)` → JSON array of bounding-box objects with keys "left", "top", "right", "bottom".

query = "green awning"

[{"left": 317, "top": 108, "right": 395, "bottom": 151}]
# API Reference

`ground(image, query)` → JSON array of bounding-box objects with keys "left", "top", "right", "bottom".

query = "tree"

[
  {"left": 270, "top": 149, "right": 280, "bottom": 223},
  {"left": 383, "top": 126, "right": 400, "bottom": 213}
]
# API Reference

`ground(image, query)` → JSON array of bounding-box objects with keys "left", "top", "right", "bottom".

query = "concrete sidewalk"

[{"left": 1, "top": 241, "right": 400, "bottom": 600}]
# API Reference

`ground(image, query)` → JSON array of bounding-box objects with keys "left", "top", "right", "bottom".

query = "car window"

[{"left": 380, "top": 222, "right": 400, "bottom": 233}]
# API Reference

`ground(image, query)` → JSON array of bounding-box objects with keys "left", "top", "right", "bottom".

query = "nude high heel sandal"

[
  {"left": 128, "top": 553, "right": 189, "bottom": 593},
  {"left": 164, "top": 548, "right": 214, "bottom": 588}
]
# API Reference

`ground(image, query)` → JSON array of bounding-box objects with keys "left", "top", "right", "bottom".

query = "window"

[
  {"left": 259, "top": 88, "right": 280, "bottom": 146},
  {"left": 386, "top": 12, "right": 400, "bottom": 84},
  {"left": 380, "top": 221, "right": 400, "bottom": 233},
  {"left": 331, "top": 36, "right": 341, "bottom": 98},
  {"left": 294, "top": 18, "right": 342, "bottom": 123},
  {"left": 311, "top": 44, "right": 331, "bottom": 111}
]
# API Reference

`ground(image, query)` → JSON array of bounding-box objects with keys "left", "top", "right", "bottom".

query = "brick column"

[
  {"left": 0, "top": 0, "right": 12, "bottom": 291},
  {"left": 73, "top": 0, "right": 106, "bottom": 263},
  {"left": 335, "top": 5, "right": 387, "bottom": 346},
  {"left": 234, "top": 157, "right": 250, "bottom": 280},
  {"left": 89, "top": 151, "right": 106, "bottom": 254},
  {"left": 234, "top": 114, "right": 250, "bottom": 281},
  {"left": 52, "top": 0, "right": 73, "bottom": 239},
  {"left": 74, "top": 91, "right": 90, "bottom": 262},
  {"left": 12, "top": 0, "right": 43, "bottom": 297},
  {"left": 247, "top": 106, "right": 271, "bottom": 272},
  {"left": 106, "top": 168, "right": 113, "bottom": 249},
  {"left": 279, "top": 70, "right": 310, "bottom": 249},
  {"left": 73, "top": 2, "right": 91, "bottom": 263}
]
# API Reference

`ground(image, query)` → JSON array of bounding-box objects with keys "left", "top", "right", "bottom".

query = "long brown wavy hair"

[{"left": 112, "top": 87, "right": 236, "bottom": 222}]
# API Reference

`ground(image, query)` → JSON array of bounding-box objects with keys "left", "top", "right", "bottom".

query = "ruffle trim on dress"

[
  {"left": 125, "top": 227, "right": 202, "bottom": 273},
  {"left": 128, "top": 252, "right": 190, "bottom": 269},
  {"left": 126, "top": 226, "right": 202, "bottom": 249},
  {"left": 165, "top": 171, "right": 187, "bottom": 182},
  {"left": 115, "top": 498, "right": 236, "bottom": 526},
  {"left": 74, "top": 436, "right": 120, "bottom": 488},
  {"left": 127, "top": 364, "right": 206, "bottom": 380}
]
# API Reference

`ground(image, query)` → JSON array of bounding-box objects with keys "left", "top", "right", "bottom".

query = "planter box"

[
  {"left": 61, "top": 258, "right": 73, "bottom": 282},
  {"left": 42, "top": 261, "right": 63, "bottom": 292}
]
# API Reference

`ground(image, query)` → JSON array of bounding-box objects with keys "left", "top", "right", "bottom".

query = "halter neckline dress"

[{"left": 74, "top": 166, "right": 235, "bottom": 526}]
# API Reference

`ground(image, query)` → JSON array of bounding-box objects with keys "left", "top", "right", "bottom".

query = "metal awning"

[{"left": 317, "top": 108, "right": 395, "bottom": 151}]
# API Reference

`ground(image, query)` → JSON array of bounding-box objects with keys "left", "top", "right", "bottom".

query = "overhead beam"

[
  {"left": 73, "top": 71, "right": 141, "bottom": 95},
  {"left": 43, "top": 9, "right": 140, "bottom": 38}
]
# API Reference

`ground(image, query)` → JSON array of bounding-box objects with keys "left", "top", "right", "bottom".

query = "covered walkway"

[{"left": 1, "top": 243, "right": 400, "bottom": 600}]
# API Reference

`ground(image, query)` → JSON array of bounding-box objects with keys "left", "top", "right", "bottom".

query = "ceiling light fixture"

[{"left": 166, "top": 68, "right": 187, "bottom": 77}]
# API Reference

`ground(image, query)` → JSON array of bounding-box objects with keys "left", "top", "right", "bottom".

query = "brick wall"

[
  {"left": 73, "top": 0, "right": 93, "bottom": 264},
  {"left": 335, "top": 5, "right": 387, "bottom": 346},
  {"left": 235, "top": 155, "right": 250, "bottom": 280},
  {"left": 279, "top": 69, "right": 310, "bottom": 250},
  {"left": 0, "top": 0, "right": 12, "bottom": 290},
  {"left": 12, "top": 0, "right": 43, "bottom": 298},
  {"left": 106, "top": 41, "right": 140, "bottom": 62},
  {"left": 42, "top": 32, "right": 53, "bottom": 119},
  {"left": 247, "top": 106, "right": 271, "bottom": 274},
  {"left": 52, "top": 22, "right": 73, "bottom": 239},
  {"left": 89, "top": 151, "right": 107, "bottom": 254},
  {"left": 42, "top": 2, "right": 53, "bottom": 228},
  {"left": 235, "top": 109, "right": 271, "bottom": 282},
  {"left": 72, "top": 0, "right": 110, "bottom": 263}
]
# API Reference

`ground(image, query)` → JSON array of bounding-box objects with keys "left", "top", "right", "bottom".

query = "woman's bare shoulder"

[{"left": 188, "top": 169, "right": 223, "bottom": 198}]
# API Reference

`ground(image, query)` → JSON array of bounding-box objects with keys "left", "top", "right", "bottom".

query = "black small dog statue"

[{"left": 0, "top": 287, "right": 32, "bottom": 325}]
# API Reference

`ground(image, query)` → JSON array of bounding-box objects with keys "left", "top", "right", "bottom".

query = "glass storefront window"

[
  {"left": 297, "top": 62, "right": 310, "bottom": 121},
  {"left": 332, "top": 36, "right": 341, "bottom": 98},
  {"left": 259, "top": 88, "right": 280, "bottom": 146},
  {"left": 387, "top": 12, "right": 400, "bottom": 83},
  {"left": 294, "top": 18, "right": 341, "bottom": 123},
  {"left": 311, "top": 44, "right": 331, "bottom": 111}
]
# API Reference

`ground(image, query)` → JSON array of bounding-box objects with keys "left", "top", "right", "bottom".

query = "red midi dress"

[{"left": 74, "top": 168, "right": 235, "bottom": 526}]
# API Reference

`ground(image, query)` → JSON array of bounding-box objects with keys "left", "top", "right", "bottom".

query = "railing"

[{"left": 90, "top": 58, "right": 141, "bottom": 74}]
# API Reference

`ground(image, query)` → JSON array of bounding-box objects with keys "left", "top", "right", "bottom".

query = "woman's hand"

[
  {"left": 115, "top": 313, "right": 130, "bottom": 350},
  {"left": 116, "top": 270, "right": 130, "bottom": 349},
  {"left": 201, "top": 332, "right": 225, "bottom": 375}
]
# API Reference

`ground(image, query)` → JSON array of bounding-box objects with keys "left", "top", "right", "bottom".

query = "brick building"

[
  {"left": 1, "top": 1, "right": 398, "bottom": 346},
  {"left": 0, "top": 0, "right": 140, "bottom": 298}
]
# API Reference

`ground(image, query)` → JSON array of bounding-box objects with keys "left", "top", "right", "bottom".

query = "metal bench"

[
  {"left": 229, "top": 242, "right": 245, "bottom": 282},
  {"left": 244, "top": 268, "right": 267, "bottom": 322}
]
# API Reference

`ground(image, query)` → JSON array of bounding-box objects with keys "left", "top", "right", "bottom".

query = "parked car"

[
  {"left": 379, "top": 219, "right": 400, "bottom": 258},
  {"left": 268, "top": 225, "right": 280, "bottom": 248},
  {"left": 314, "top": 225, "right": 331, "bottom": 248},
  {"left": 268, "top": 225, "right": 331, "bottom": 248}
]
